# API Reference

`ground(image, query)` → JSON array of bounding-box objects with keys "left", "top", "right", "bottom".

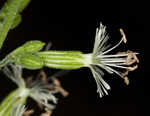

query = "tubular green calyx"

[{"left": 36, "top": 51, "right": 85, "bottom": 69}]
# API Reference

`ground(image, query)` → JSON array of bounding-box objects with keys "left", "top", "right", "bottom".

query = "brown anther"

[
  {"left": 124, "top": 76, "right": 130, "bottom": 85},
  {"left": 52, "top": 77, "right": 61, "bottom": 87},
  {"left": 39, "top": 70, "right": 52, "bottom": 89},
  {"left": 37, "top": 103, "right": 44, "bottom": 110},
  {"left": 121, "top": 70, "right": 129, "bottom": 77},
  {"left": 41, "top": 108, "right": 53, "bottom": 116},
  {"left": 116, "top": 51, "right": 127, "bottom": 55},
  {"left": 52, "top": 77, "right": 69, "bottom": 97},
  {"left": 40, "top": 70, "right": 48, "bottom": 84},
  {"left": 116, "top": 50, "right": 139, "bottom": 85},
  {"left": 132, "top": 52, "right": 139, "bottom": 63},
  {"left": 126, "top": 52, "right": 135, "bottom": 65},
  {"left": 56, "top": 86, "right": 69, "bottom": 97},
  {"left": 127, "top": 65, "right": 138, "bottom": 71},
  {"left": 120, "top": 28, "right": 127, "bottom": 43},
  {"left": 126, "top": 59, "right": 137, "bottom": 65},
  {"left": 126, "top": 51, "right": 139, "bottom": 65},
  {"left": 25, "top": 76, "right": 33, "bottom": 86},
  {"left": 23, "top": 109, "right": 34, "bottom": 116}
]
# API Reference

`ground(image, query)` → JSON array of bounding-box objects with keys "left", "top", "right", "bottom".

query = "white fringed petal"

[
  {"left": 2, "top": 63, "right": 57, "bottom": 112},
  {"left": 90, "top": 66, "right": 110, "bottom": 97}
]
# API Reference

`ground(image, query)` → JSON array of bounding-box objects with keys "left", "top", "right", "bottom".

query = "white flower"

[
  {"left": 83, "top": 23, "right": 139, "bottom": 97},
  {"left": 2, "top": 63, "right": 57, "bottom": 111}
]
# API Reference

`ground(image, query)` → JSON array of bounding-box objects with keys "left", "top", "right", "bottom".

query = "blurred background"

[{"left": 0, "top": 0, "right": 148, "bottom": 116}]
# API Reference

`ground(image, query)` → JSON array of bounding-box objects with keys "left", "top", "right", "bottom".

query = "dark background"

[{"left": 0, "top": 0, "right": 148, "bottom": 116}]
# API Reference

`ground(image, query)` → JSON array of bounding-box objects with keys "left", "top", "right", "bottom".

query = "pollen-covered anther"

[
  {"left": 126, "top": 51, "right": 139, "bottom": 65},
  {"left": 41, "top": 108, "right": 53, "bottom": 116},
  {"left": 126, "top": 51, "right": 139, "bottom": 72},
  {"left": 120, "top": 28, "right": 127, "bottom": 44},
  {"left": 52, "top": 77, "right": 69, "bottom": 97},
  {"left": 23, "top": 109, "right": 34, "bottom": 116},
  {"left": 121, "top": 70, "right": 129, "bottom": 77},
  {"left": 39, "top": 70, "right": 52, "bottom": 89},
  {"left": 127, "top": 65, "right": 138, "bottom": 71},
  {"left": 124, "top": 76, "right": 130, "bottom": 85},
  {"left": 117, "top": 51, "right": 139, "bottom": 85}
]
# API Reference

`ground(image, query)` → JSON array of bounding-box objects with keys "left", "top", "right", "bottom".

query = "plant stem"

[{"left": 0, "top": 0, "right": 22, "bottom": 49}]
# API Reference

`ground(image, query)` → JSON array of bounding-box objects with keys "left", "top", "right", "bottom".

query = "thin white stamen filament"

[
  {"left": 105, "top": 64, "right": 128, "bottom": 69},
  {"left": 102, "top": 38, "right": 123, "bottom": 55},
  {"left": 97, "top": 54, "right": 129, "bottom": 58},
  {"left": 95, "top": 64, "right": 114, "bottom": 74},
  {"left": 104, "top": 66, "right": 123, "bottom": 77},
  {"left": 106, "top": 62, "right": 127, "bottom": 65},
  {"left": 101, "top": 59, "right": 125, "bottom": 62}
]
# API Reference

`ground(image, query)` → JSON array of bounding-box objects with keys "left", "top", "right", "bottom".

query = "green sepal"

[
  {"left": 19, "top": 54, "right": 44, "bottom": 69},
  {"left": 12, "top": 40, "right": 45, "bottom": 55},
  {"left": 0, "top": 41, "right": 45, "bottom": 68}
]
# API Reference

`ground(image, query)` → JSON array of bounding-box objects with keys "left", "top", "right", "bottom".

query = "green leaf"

[{"left": 0, "top": 0, "right": 31, "bottom": 49}]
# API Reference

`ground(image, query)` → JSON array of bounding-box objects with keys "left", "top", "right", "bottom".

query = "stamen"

[
  {"left": 121, "top": 71, "right": 129, "bottom": 77},
  {"left": 127, "top": 65, "right": 138, "bottom": 71},
  {"left": 23, "top": 109, "right": 34, "bottom": 116},
  {"left": 105, "top": 64, "right": 128, "bottom": 69},
  {"left": 102, "top": 38, "right": 123, "bottom": 55},
  {"left": 102, "top": 28, "right": 128, "bottom": 55},
  {"left": 132, "top": 52, "right": 139, "bottom": 63},
  {"left": 98, "top": 53, "right": 129, "bottom": 58},
  {"left": 120, "top": 28, "right": 127, "bottom": 44},
  {"left": 126, "top": 51, "right": 139, "bottom": 65},
  {"left": 124, "top": 76, "right": 129, "bottom": 85},
  {"left": 41, "top": 108, "right": 53, "bottom": 116},
  {"left": 52, "top": 77, "right": 69, "bottom": 97},
  {"left": 102, "top": 59, "right": 126, "bottom": 63}
]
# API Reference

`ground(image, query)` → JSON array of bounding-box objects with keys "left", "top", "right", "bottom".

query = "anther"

[
  {"left": 121, "top": 71, "right": 129, "bottom": 77},
  {"left": 120, "top": 28, "right": 127, "bottom": 44},
  {"left": 52, "top": 77, "right": 69, "bottom": 97},
  {"left": 124, "top": 76, "right": 129, "bottom": 85},
  {"left": 126, "top": 51, "right": 139, "bottom": 65},
  {"left": 23, "top": 109, "right": 34, "bottom": 116},
  {"left": 127, "top": 65, "right": 138, "bottom": 71},
  {"left": 41, "top": 108, "right": 52, "bottom": 116}
]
